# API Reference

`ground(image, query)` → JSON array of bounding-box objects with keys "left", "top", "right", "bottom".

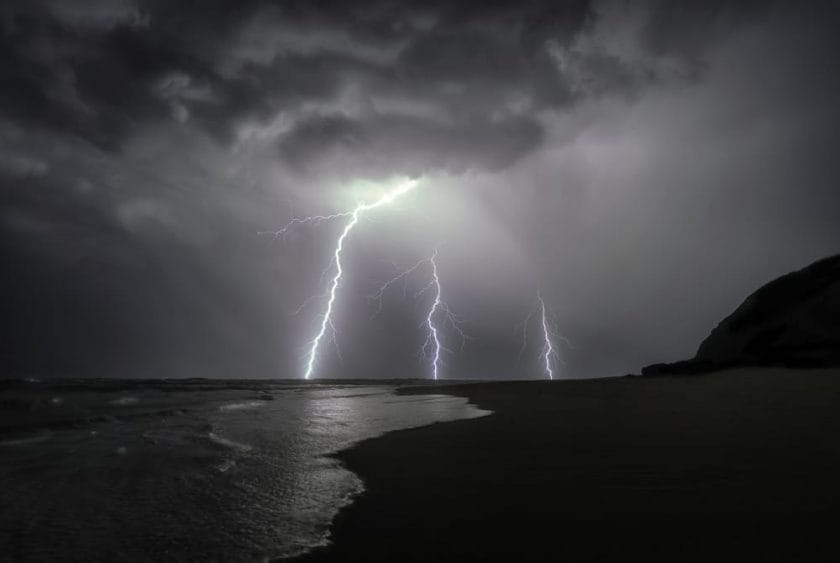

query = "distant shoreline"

[{"left": 292, "top": 368, "right": 840, "bottom": 562}]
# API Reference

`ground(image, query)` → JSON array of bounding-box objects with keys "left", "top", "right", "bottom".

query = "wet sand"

[{"left": 295, "top": 368, "right": 840, "bottom": 562}]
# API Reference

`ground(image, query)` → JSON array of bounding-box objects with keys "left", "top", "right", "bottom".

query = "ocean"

[{"left": 0, "top": 379, "right": 488, "bottom": 561}]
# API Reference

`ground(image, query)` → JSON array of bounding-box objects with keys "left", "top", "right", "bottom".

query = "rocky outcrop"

[{"left": 643, "top": 254, "right": 840, "bottom": 375}]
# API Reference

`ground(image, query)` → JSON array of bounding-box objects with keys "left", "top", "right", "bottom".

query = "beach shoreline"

[{"left": 292, "top": 369, "right": 840, "bottom": 562}]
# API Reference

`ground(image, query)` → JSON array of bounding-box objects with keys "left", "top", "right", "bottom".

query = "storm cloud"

[{"left": 2, "top": 0, "right": 838, "bottom": 379}]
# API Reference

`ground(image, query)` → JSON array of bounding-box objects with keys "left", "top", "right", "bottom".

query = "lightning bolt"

[
  {"left": 302, "top": 178, "right": 419, "bottom": 379},
  {"left": 515, "top": 306, "right": 537, "bottom": 368},
  {"left": 418, "top": 249, "right": 468, "bottom": 380},
  {"left": 258, "top": 212, "right": 352, "bottom": 243},
  {"left": 369, "top": 247, "right": 467, "bottom": 380},
  {"left": 517, "top": 293, "right": 568, "bottom": 380},
  {"left": 424, "top": 250, "right": 444, "bottom": 380},
  {"left": 538, "top": 294, "right": 556, "bottom": 380},
  {"left": 368, "top": 258, "right": 429, "bottom": 319}
]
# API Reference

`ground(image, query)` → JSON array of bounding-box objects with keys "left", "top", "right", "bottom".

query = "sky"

[{"left": 2, "top": 0, "right": 839, "bottom": 380}]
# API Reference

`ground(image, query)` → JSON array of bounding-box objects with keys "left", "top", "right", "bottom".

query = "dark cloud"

[
  {"left": 0, "top": 0, "right": 739, "bottom": 162},
  {"left": 638, "top": 0, "right": 768, "bottom": 60}
]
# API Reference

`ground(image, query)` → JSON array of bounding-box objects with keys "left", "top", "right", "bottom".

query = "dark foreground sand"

[{"left": 294, "top": 369, "right": 840, "bottom": 562}]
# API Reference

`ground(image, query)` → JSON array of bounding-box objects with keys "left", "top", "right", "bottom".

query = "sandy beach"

[{"left": 295, "top": 368, "right": 840, "bottom": 562}]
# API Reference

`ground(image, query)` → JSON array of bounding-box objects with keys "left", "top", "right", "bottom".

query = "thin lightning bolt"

[
  {"left": 258, "top": 212, "right": 351, "bottom": 243},
  {"left": 517, "top": 293, "right": 569, "bottom": 380},
  {"left": 369, "top": 247, "right": 467, "bottom": 380},
  {"left": 425, "top": 250, "right": 444, "bottom": 380},
  {"left": 302, "top": 179, "right": 419, "bottom": 379},
  {"left": 418, "top": 249, "right": 468, "bottom": 380},
  {"left": 538, "top": 294, "right": 555, "bottom": 380},
  {"left": 368, "top": 258, "right": 429, "bottom": 319},
  {"left": 515, "top": 307, "right": 537, "bottom": 368}
]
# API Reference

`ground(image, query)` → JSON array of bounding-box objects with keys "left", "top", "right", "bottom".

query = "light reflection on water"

[{"left": 0, "top": 382, "right": 488, "bottom": 561}]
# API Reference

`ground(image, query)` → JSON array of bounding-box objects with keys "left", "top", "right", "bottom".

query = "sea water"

[{"left": 0, "top": 379, "right": 488, "bottom": 561}]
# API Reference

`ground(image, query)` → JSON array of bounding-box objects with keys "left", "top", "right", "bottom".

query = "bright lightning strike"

[
  {"left": 302, "top": 178, "right": 419, "bottom": 380},
  {"left": 538, "top": 295, "right": 555, "bottom": 380},
  {"left": 517, "top": 293, "right": 568, "bottom": 380},
  {"left": 369, "top": 247, "right": 467, "bottom": 380},
  {"left": 424, "top": 249, "right": 445, "bottom": 380},
  {"left": 418, "top": 249, "right": 468, "bottom": 380}
]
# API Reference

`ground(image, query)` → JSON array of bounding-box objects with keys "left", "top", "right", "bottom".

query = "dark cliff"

[{"left": 643, "top": 254, "right": 840, "bottom": 375}]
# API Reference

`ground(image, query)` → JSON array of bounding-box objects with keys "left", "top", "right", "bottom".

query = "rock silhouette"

[{"left": 643, "top": 254, "right": 840, "bottom": 375}]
